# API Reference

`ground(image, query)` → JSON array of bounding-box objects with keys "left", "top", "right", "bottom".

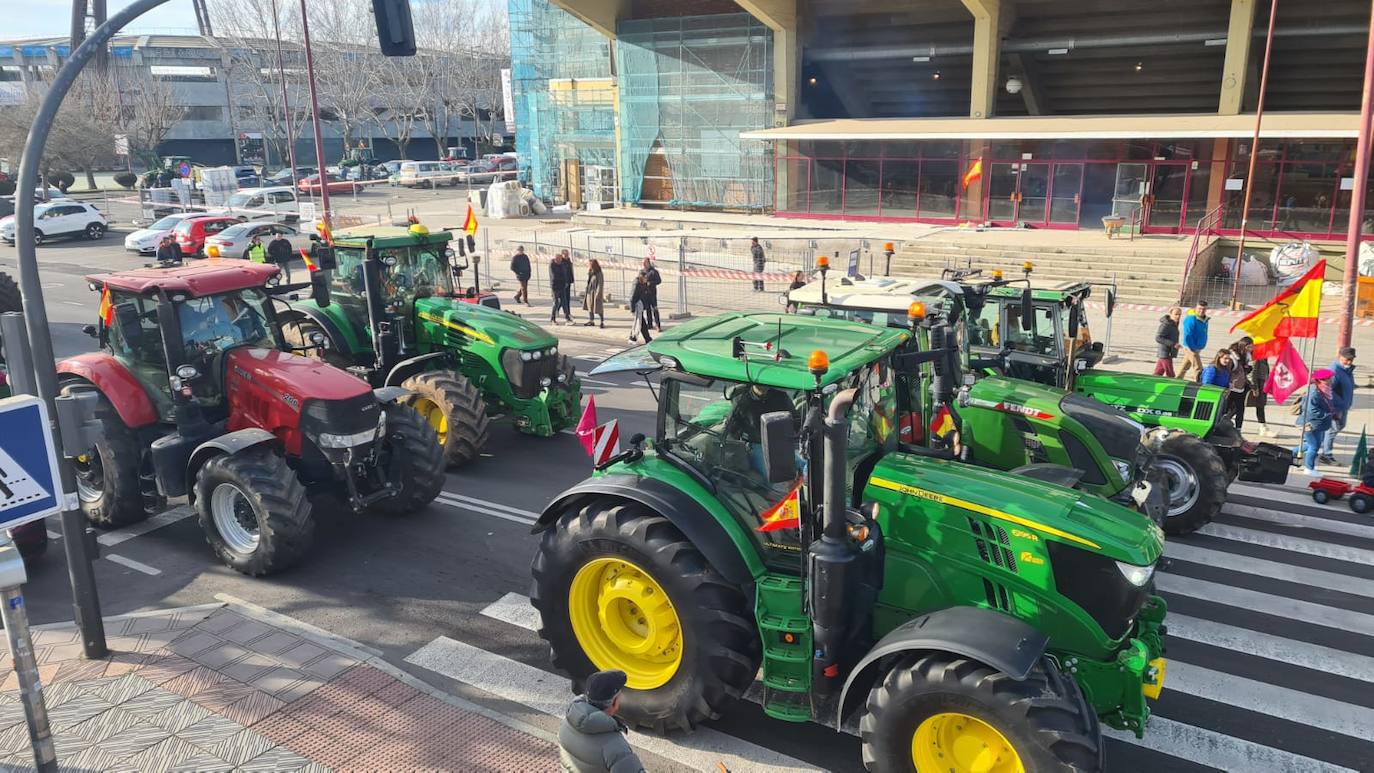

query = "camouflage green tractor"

[{"left": 277, "top": 225, "right": 581, "bottom": 466}]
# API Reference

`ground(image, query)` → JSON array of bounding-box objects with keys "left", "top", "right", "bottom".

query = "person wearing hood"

[
  {"left": 1153, "top": 306, "right": 1181, "bottom": 377},
  {"left": 559, "top": 669, "right": 646, "bottom": 773},
  {"left": 1319, "top": 346, "right": 1357, "bottom": 464},
  {"left": 1296, "top": 368, "right": 1337, "bottom": 476}
]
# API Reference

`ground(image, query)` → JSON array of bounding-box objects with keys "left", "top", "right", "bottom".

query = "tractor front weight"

[{"left": 1065, "top": 595, "right": 1167, "bottom": 738}]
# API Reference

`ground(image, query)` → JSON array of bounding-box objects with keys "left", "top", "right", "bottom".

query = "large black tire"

[
  {"left": 65, "top": 388, "right": 150, "bottom": 528},
  {"left": 0, "top": 272, "right": 21, "bottom": 314},
  {"left": 194, "top": 447, "right": 314, "bottom": 576},
  {"left": 280, "top": 316, "right": 352, "bottom": 369},
  {"left": 1156, "top": 433, "right": 1227, "bottom": 536},
  {"left": 862, "top": 652, "right": 1102, "bottom": 773},
  {"left": 367, "top": 402, "right": 445, "bottom": 516},
  {"left": 531, "top": 499, "right": 760, "bottom": 733},
  {"left": 401, "top": 370, "right": 489, "bottom": 467}
]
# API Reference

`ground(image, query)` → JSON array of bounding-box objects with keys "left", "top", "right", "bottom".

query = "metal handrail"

[
  {"left": 1176, "top": 204, "right": 1224, "bottom": 304},
  {"left": 1127, "top": 204, "right": 1143, "bottom": 242}
]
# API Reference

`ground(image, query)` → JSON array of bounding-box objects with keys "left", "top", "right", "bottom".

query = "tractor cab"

[{"left": 972, "top": 278, "right": 1110, "bottom": 390}]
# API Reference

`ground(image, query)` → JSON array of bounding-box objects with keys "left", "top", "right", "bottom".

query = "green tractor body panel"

[
  {"left": 1074, "top": 369, "right": 1225, "bottom": 437},
  {"left": 292, "top": 297, "right": 369, "bottom": 356}
]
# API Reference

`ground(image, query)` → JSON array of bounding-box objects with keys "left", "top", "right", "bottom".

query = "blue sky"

[{"left": 12, "top": 0, "right": 202, "bottom": 38}]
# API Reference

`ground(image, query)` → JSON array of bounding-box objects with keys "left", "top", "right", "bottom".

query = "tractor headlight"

[
  {"left": 175, "top": 364, "right": 199, "bottom": 380},
  {"left": 557, "top": 372, "right": 567, "bottom": 383},
  {"left": 1111, "top": 459, "right": 1132, "bottom": 480},
  {"left": 381, "top": 255, "right": 398, "bottom": 267},
  {"left": 531, "top": 350, "right": 543, "bottom": 360},
  {"left": 266, "top": 273, "right": 281, "bottom": 287},
  {"left": 520, "top": 351, "right": 533, "bottom": 362},
  {"left": 1115, "top": 561, "right": 1155, "bottom": 588},
  {"left": 546, "top": 346, "right": 557, "bottom": 357},
  {"left": 540, "top": 377, "right": 552, "bottom": 387}
]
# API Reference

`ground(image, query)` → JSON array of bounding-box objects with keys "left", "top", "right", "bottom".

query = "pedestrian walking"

[
  {"left": 750, "top": 236, "right": 766, "bottom": 292},
  {"left": 786, "top": 270, "right": 807, "bottom": 312},
  {"left": 1199, "top": 349, "right": 1234, "bottom": 390},
  {"left": 1250, "top": 354, "right": 1273, "bottom": 436},
  {"left": 583, "top": 259, "right": 605, "bottom": 328},
  {"left": 156, "top": 234, "right": 182, "bottom": 265},
  {"left": 1295, "top": 368, "right": 1337, "bottom": 476},
  {"left": 246, "top": 234, "right": 267, "bottom": 263},
  {"left": 641, "top": 257, "right": 662, "bottom": 331},
  {"left": 1178, "top": 300, "right": 1210, "bottom": 381},
  {"left": 510, "top": 245, "right": 532, "bottom": 305},
  {"left": 1153, "top": 306, "right": 1181, "bottom": 377},
  {"left": 267, "top": 231, "right": 293, "bottom": 282},
  {"left": 549, "top": 252, "right": 575, "bottom": 323},
  {"left": 629, "top": 273, "right": 654, "bottom": 343},
  {"left": 1319, "top": 346, "right": 1357, "bottom": 464},
  {"left": 558, "top": 669, "right": 646, "bottom": 773},
  {"left": 1225, "top": 337, "right": 1254, "bottom": 430}
]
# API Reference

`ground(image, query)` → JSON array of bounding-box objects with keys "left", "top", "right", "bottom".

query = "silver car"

[{"left": 203, "top": 222, "right": 312, "bottom": 260}]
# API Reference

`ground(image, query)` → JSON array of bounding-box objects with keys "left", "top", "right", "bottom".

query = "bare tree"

[
  {"left": 370, "top": 56, "right": 422, "bottom": 159},
  {"left": 116, "top": 68, "right": 186, "bottom": 170},
  {"left": 0, "top": 73, "right": 117, "bottom": 193}
]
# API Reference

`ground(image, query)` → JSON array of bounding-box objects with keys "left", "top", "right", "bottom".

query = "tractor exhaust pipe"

[
  {"left": 823, "top": 388, "right": 857, "bottom": 540},
  {"left": 810, "top": 387, "right": 858, "bottom": 695}
]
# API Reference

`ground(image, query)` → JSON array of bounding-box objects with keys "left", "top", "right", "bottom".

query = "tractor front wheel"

[
  {"left": 862, "top": 652, "right": 1101, "bottom": 773},
  {"left": 401, "top": 370, "right": 489, "bottom": 467},
  {"left": 194, "top": 448, "right": 314, "bottom": 576},
  {"left": 367, "top": 402, "right": 446, "bottom": 516},
  {"left": 1156, "top": 434, "right": 1227, "bottom": 535},
  {"left": 65, "top": 389, "right": 151, "bottom": 528},
  {"left": 531, "top": 499, "right": 760, "bottom": 733}
]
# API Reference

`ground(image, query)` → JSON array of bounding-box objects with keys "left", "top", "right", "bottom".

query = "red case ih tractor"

[{"left": 58, "top": 260, "right": 445, "bottom": 575}]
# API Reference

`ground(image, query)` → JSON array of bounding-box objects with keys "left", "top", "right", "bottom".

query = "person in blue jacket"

[
  {"left": 1296, "top": 368, "right": 1337, "bottom": 475},
  {"left": 1319, "top": 346, "right": 1357, "bottom": 464},
  {"left": 1178, "top": 300, "right": 1210, "bottom": 381},
  {"left": 1199, "top": 348, "right": 1234, "bottom": 389}
]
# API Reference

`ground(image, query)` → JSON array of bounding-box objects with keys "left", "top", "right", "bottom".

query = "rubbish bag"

[
  {"left": 1221, "top": 252, "right": 1271, "bottom": 286},
  {"left": 1271, "top": 241, "right": 1317, "bottom": 288}
]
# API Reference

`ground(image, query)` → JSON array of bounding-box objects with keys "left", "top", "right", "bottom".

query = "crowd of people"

[{"left": 1155, "top": 300, "right": 1358, "bottom": 476}]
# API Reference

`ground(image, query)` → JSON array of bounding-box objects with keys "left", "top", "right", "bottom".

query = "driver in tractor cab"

[{"left": 726, "top": 384, "right": 798, "bottom": 480}]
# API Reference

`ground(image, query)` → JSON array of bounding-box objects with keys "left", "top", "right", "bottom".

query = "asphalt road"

[{"left": 3, "top": 226, "right": 1373, "bottom": 772}]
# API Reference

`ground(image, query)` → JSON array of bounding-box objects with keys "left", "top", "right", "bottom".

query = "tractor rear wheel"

[
  {"left": 401, "top": 370, "right": 489, "bottom": 467},
  {"left": 194, "top": 447, "right": 313, "bottom": 576},
  {"left": 862, "top": 652, "right": 1101, "bottom": 773},
  {"left": 531, "top": 498, "right": 760, "bottom": 733},
  {"left": 65, "top": 389, "right": 150, "bottom": 528},
  {"left": 280, "top": 317, "right": 351, "bottom": 369},
  {"left": 0, "top": 272, "right": 21, "bottom": 314},
  {"left": 1156, "top": 434, "right": 1227, "bottom": 535},
  {"left": 367, "top": 402, "right": 445, "bottom": 516}
]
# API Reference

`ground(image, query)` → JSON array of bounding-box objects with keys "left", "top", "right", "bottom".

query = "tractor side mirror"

[
  {"left": 759, "top": 411, "right": 798, "bottom": 484},
  {"left": 1105, "top": 287, "right": 1116, "bottom": 318},
  {"left": 1067, "top": 303, "right": 1081, "bottom": 339},
  {"left": 311, "top": 271, "right": 332, "bottom": 307},
  {"left": 81, "top": 324, "right": 98, "bottom": 338},
  {"left": 1020, "top": 288, "right": 1034, "bottom": 332},
  {"left": 311, "top": 245, "right": 337, "bottom": 271}
]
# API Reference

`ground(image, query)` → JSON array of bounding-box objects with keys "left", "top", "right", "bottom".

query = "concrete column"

[
  {"left": 961, "top": 0, "right": 1002, "bottom": 119},
  {"left": 735, "top": 0, "right": 799, "bottom": 124},
  {"left": 1206, "top": 139, "right": 1231, "bottom": 213},
  {"left": 1218, "top": 0, "right": 1256, "bottom": 115},
  {"left": 549, "top": 0, "right": 626, "bottom": 39}
]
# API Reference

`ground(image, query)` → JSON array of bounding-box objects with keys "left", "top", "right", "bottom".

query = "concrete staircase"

[{"left": 889, "top": 236, "right": 1192, "bottom": 304}]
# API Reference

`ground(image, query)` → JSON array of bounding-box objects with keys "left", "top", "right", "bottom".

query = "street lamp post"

[
  {"left": 298, "top": 0, "right": 332, "bottom": 234},
  {"left": 270, "top": 0, "right": 300, "bottom": 193}
]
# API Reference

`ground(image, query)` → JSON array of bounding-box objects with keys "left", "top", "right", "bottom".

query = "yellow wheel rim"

[
  {"left": 410, "top": 397, "right": 448, "bottom": 446},
  {"left": 912, "top": 712, "right": 1024, "bottom": 773},
  {"left": 568, "top": 557, "right": 683, "bottom": 690}
]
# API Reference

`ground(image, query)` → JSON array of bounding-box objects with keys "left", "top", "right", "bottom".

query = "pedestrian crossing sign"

[{"left": 0, "top": 395, "right": 62, "bottom": 529}]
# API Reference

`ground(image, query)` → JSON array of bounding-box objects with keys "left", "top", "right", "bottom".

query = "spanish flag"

[
  {"left": 462, "top": 204, "right": 478, "bottom": 237},
  {"left": 929, "top": 403, "right": 956, "bottom": 440},
  {"left": 1231, "top": 259, "right": 1326, "bottom": 358},
  {"left": 962, "top": 158, "right": 983, "bottom": 189},
  {"left": 758, "top": 479, "right": 803, "bottom": 532},
  {"left": 98, "top": 285, "right": 114, "bottom": 326},
  {"left": 300, "top": 248, "right": 318, "bottom": 273}
]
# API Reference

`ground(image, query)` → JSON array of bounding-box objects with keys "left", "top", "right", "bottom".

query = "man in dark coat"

[
  {"left": 641, "top": 257, "right": 662, "bottom": 331},
  {"left": 558, "top": 670, "right": 645, "bottom": 773},
  {"left": 1153, "top": 306, "right": 1181, "bottom": 377},
  {"left": 1320, "top": 346, "right": 1357, "bottom": 464},
  {"left": 550, "top": 251, "right": 574, "bottom": 323},
  {"left": 510, "top": 245, "right": 531, "bottom": 305},
  {"left": 267, "top": 231, "right": 294, "bottom": 281},
  {"left": 750, "top": 236, "right": 766, "bottom": 292}
]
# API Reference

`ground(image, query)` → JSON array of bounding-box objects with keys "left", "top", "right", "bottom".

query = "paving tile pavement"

[{"left": 0, "top": 605, "right": 558, "bottom": 772}]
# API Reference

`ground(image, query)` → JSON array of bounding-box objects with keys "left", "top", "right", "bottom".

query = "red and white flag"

[
  {"left": 576, "top": 396, "right": 599, "bottom": 456},
  {"left": 575, "top": 396, "right": 621, "bottom": 465},
  {"left": 1265, "top": 338, "right": 1310, "bottom": 405}
]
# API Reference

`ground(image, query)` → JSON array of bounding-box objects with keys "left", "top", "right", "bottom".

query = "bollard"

[{"left": 676, "top": 237, "right": 689, "bottom": 319}]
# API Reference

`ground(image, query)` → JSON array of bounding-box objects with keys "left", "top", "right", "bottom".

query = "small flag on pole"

[
  {"left": 962, "top": 158, "right": 983, "bottom": 189},
  {"left": 463, "top": 204, "right": 479, "bottom": 237},
  {"left": 300, "top": 248, "right": 319, "bottom": 272},
  {"left": 576, "top": 396, "right": 599, "bottom": 456},
  {"left": 590, "top": 420, "right": 621, "bottom": 466},
  {"left": 758, "top": 479, "right": 803, "bottom": 532},
  {"left": 1351, "top": 427, "right": 1368, "bottom": 479},
  {"left": 1264, "top": 338, "right": 1310, "bottom": 405},
  {"left": 98, "top": 285, "right": 114, "bottom": 326}
]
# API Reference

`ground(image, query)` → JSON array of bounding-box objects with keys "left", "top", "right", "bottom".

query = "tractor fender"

[
  {"left": 373, "top": 386, "right": 410, "bottom": 404},
  {"left": 185, "top": 428, "right": 279, "bottom": 501},
  {"left": 278, "top": 305, "right": 353, "bottom": 357},
  {"left": 56, "top": 353, "right": 159, "bottom": 429},
  {"left": 836, "top": 606, "right": 1049, "bottom": 726},
  {"left": 535, "top": 474, "right": 755, "bottom": 586},
  {"left": 1203, "top": 421, "right": 1243, "bottom": 448},
  {"left": 384, "top": 352, "right": 451, "bottom": 388}
]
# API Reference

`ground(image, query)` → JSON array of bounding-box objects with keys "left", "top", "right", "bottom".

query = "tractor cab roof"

[
  {"left": 87, "top": 260, "right": 279, "bottom": 297},
  {"left": 984, "top": 281, "right": 1094, "bottom": 303},
  {"left": 646, "top": 312, "right": 909, "bottom": 390},
  {"left": 333, "top": 225, "right": 454, "bottom": 249},
  {"left": 786, "top": 276, "right": 934, "bottom": 312}
]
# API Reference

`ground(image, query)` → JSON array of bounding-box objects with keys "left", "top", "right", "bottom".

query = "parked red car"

[
  {"left": 297, "top": 174, "right": 361, "bottom": 195},
  {"left": 174, "top": 215, "right": 242, "bottom": 257}
]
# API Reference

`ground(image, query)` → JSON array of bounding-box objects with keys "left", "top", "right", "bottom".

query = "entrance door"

[
  {"left": 1145, "top": 163, "right": 1190, "bottom": 233},
  {"left": 986, "top": 162, "right": 1051, "bottom": 226},
  {"left": 1048, "top": 163, "right": 1084, "bottom": 227},
  {"left": 1112, "top": 163, "right": 1148, "bottom": 225}
]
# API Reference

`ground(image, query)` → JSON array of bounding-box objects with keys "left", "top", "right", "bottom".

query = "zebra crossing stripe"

[
  {"left": 1165, "top": 613, "right": 1374, "bottom": 685},
  {"left": 1196, "top": 523, "right": 1374, "bottom": 565},
  {"left": 1104, "top": 718, "right": 1356, "bottom": 773},
  {"left": 1163, "top": 541, "right": 1374, "bottom": 598},
  {"left": 1220, "top": 503, "right": 1374, "bottom": 542},
  {"left": 1155, "top": 573, "right": 1374, "bottom": 637},
  {"left": 1164, "top": 660, "right": 1374, "bottom": 742}
]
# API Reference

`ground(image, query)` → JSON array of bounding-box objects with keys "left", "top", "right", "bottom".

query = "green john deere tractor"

[
  {"left": 785, "top": 274, "right": 1167, "bottom": 528},
  {"left": 277, "top": 225, "right": 581, "bottom": 466},
  {"left": 531, "top": 311, "right": 1167, "bottom": 772},
  {"left": 952, "top": 270, "right": 1289, "bottom": 535}
]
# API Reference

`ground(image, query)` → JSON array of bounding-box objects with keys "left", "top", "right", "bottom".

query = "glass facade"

[{"left": 776, "top": 138, "right": 1373, "bottom": 239}]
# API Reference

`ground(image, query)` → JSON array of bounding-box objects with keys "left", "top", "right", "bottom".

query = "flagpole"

[
  {"left": 1339, "top": 0, "right": 1374, "bottom": 348},
  {"left": 1228, "top": 0, "right": 1280, "bottom": 310}
]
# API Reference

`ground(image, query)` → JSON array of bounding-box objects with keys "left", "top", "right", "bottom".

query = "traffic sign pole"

[{"left": 0, "top": 540, "right": 57, "bottom": 773}]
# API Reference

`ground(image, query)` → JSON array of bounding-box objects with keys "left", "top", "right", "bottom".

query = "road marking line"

[
  {"left": 61, "top": 301, "right": 84, "bottom": 307},
  {"left": 434, "top": 495, "right": 537, "bottom": 526},
  {"left": 405, "top": 636, "right": 822, "bottom": 772},
  {"left": 104, "top": 554, "right": 161, "bottom": 575},
  {"left": 1165, "top": 660, "right": 1374, "bottom": 743},
  {"left": 1221, "top": 502, "right": 1374, "bottom": 542},
  {"left": 97, "top": 506, "right": 194, "bottom": 547},
  {"left": 441, "top": 492, "right": 541, "bottom": 520},
  {"left": 479, "top": 592, "right": 542, "bottom": 633},
  {"left": 1196, "top": 523, "right": 1374, "bottom": 566},
  {"left": 46, "top": 530, "right": 61, "bottom": 540},
  {"left": 1105, "top": 717, "right": 1356, "bottom": 773},
  {"left": 1164, "top": 541, "right": 1374, "bottom": 598},
  {"left": 1155, "top": 573, "right": 1374, "bottom": 637},
  {"left": 559, "top": 429, "right": 577, "bottom": 436},
  {"left": 574, "top": 354, "right": 606, "bottom": 362},
  {"left": 1166, "top": 613, "right": 1374, "bottom": 685},
  {"left": 580, "top": 377, "right": 619, "bottom": 387}
]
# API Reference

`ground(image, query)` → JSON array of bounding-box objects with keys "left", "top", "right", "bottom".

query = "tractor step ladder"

[{"left": 755, "top": 574, "right": 812, "bottom": 722}]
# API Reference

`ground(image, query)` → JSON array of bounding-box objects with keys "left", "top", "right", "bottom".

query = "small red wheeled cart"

[{"left": 1309, "top": 478, "right": 1352, "bottom": 505}]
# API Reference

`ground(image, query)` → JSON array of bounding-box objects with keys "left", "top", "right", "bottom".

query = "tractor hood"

[
  {"left": 965, "top": 376, "right": 1066, "bottom": 419},
  {"left": 868, "top": 453, "right": 1163, "bottom": 565},
  {"left": 225, "top": 347, "right": 372, "bottom": 404},
  {"left": 414, "top": 296, "right": 555, "bottom": 350},
  {"left": 1076, "top": 369, "right": 1225, "bottom": 431}
]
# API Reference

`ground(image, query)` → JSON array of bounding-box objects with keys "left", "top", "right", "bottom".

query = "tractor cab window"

[
  {"left": 378, "top": 245, "right": 452, "bottom": 306},
  {"left": 105, "top": 290, "right": 173, "bottom": 417},
  {"left": 660, "top": 378, "right": 803, "bottom": 554},
  {"left": 178, "top": 289, "right": 276, "bottom": 366},
  {"left": 1002, "top": 303, "right": 1059, "bottom": 357},
  {"left": 968, "top": 301, "right": 1000, "bottom": 349},
  {"left": 839, "top": 360, "right": 899, "bottom": 476}
]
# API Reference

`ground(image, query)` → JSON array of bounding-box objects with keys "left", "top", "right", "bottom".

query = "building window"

[
  {"left": 151, "top": 65, "right": 217, "bottom": 82},
  {"left": 183, "top": 106, "right": 223, "bottom": 122}
]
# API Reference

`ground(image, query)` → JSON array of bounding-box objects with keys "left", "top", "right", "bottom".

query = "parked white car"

[
  {"left": 1, "top": 200, "right": 107, "bottom": 245},
  {"left": 124, "top": 212, "right": 197, "bottom": 253},
  {"left": 397, "top": 161, "right": 458, "bottom": 187},
  {"left": 206, "top": 186, "right": 300, "bottom": 222},
  {"left": 203, "top": 221, "right": 313, "bottom": 260}
]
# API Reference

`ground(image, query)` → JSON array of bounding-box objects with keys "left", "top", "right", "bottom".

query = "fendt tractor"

[
  {"left": 533, "top": 312, "right": 1167, "bottom": 773},
  {"left": 278, "top": 224, "right": 581, "bottom": 466},
  {"left": 952, "top": 268, "right": 1290, "bottom": 534},
  {"left": 786, "top": 272, "right": 1168, "bottom": 528},
  {"left": 58, "top": 260, "right": 445, "bottom": 575}
]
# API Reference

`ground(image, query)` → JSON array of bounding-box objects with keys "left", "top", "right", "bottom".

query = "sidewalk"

[{"left": 1, "top": 602, "right": 558, "bottom": 772}]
